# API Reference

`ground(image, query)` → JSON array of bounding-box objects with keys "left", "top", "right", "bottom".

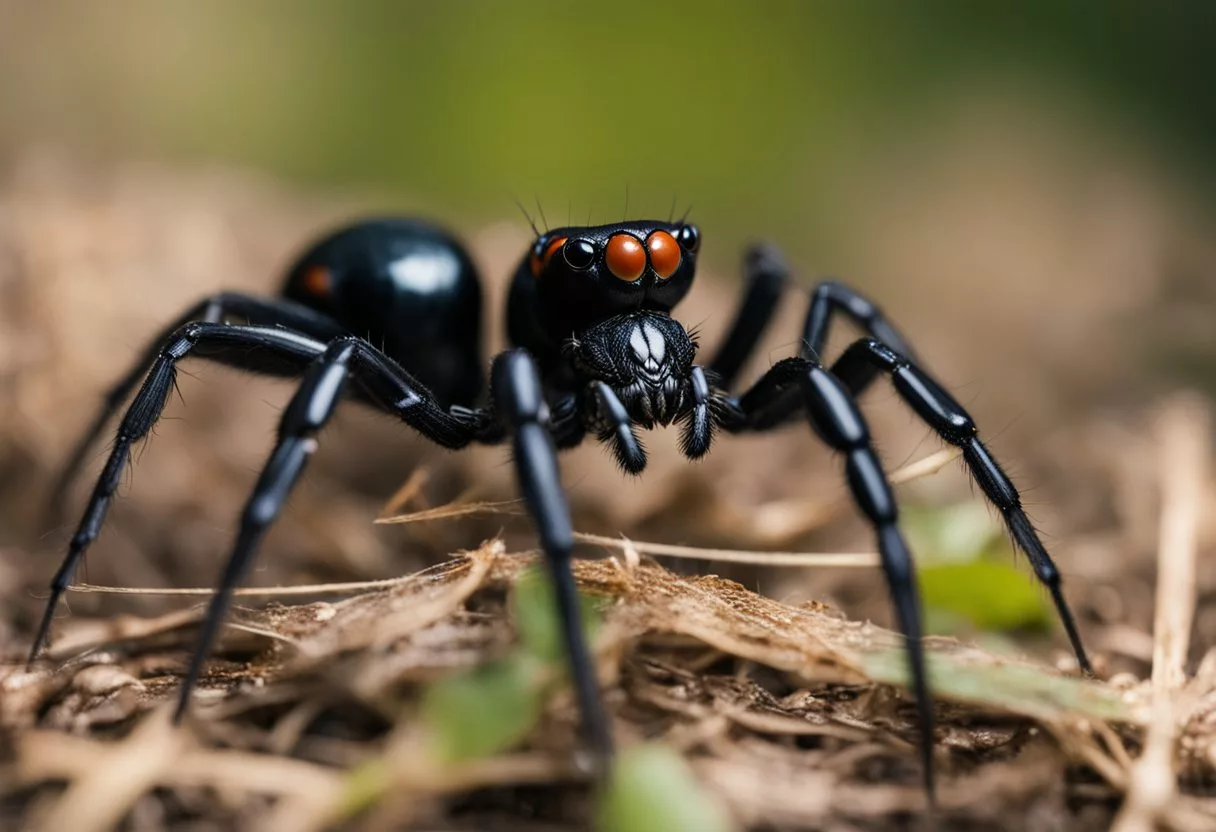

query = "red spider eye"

[
  {"left": 646, "top": 230, "right": 681, "bottom": 279},
  {"left": 303, "top": 265, "right": 332, "bottom": 297},
  {"left": 605, "top": 234, "right": 646, "bottom": 282},
  {"left": 530, "top": 236, "right": 567, "bottom": 277}
]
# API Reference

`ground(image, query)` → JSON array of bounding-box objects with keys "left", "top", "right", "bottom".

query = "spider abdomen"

[{"left": 282, "top": 218, "right": 484, "bottom": 406}]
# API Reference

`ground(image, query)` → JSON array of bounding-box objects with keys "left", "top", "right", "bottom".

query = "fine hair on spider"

[{"left": 31, "top": 215, "right": 1092, "bottom": 805}]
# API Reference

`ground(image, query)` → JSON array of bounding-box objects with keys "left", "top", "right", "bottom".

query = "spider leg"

[
  {"left": 174, "top": 335, "right": 448, "bottom": 720},
  {"left": 830, "top": 337, "right": 1092, "bottom": 673},
  {"left": 722, "top": 356, "right": 935, "bottom": 801},
  {"left": 680, "top": 365, "right": 714, "bottom": 458},
  {"left": 776, "top": 280, "right": 1089, "bottom": 668},
  {"left": 705, "top": 244, "right": 788, "bottom": 389},
  {"left": 174, "top": 339, "right": 348, "bottom": 718},
  {"left": 801, "top": 280, "right": 917, "bottom": 371},
  {"left": 174, "top": 334, "right": 492, "bottom": 719},
  {"left": 548, "top": 392, "right": 587, "bottom": 450},
  {"left": 589, "top": 381, "right": 647, "bottom": 473},
  {"left": 493, "top": 350, "right": 613, "bottom": 763},
  {"left": 29, "top": 323, "right": 477, "bottom": 666},
  {"left": 48, "top": 293, "right": 347, "bottom": 521}
]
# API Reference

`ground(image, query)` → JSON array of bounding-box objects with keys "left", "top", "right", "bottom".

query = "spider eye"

[
  {"left": 562, "top": 239, "right": 597, "bottom": 271},
  {"left": 646, "top": 230, "right": 681, "bottom": 279},
  {"left": 605, "top": 234, "right": 646, "bottom": 282},
  {"left": 676, "top": 224, "right": 700, "bottom": 253},
  {"left": 530, "top": 236, "right": 567, "bottom": 277}
]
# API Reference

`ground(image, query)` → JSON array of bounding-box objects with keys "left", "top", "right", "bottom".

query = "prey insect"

[{"left": 31, "top": 216, "right": 1091, "bottom": 801}]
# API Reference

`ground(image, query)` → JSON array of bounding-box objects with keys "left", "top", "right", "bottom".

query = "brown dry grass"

[{"left": 2, "top": 151, "right": 1216, "bottom": 830}]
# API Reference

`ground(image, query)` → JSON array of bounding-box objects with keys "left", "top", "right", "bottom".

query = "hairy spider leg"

[
  {"left": 589, "top": 381, "right": 647, "bottom": 473},
  {"left": 174, "top": 333, "right": 495, "bottom": 721},
  {"left": 28, "top": 322, "right": 480, "bottom": 666},
  {"left": 46, "top": 293, "right": 348, "bottom": 522},
  {"left": 718, "top": 357, "right": 936, "bottom": 801},
  {"left": 830, "top": 338, "right": 1092, "bottom": 673},
  {"left": 712, "top": 269, "right": 1090, "bottom": 672}
]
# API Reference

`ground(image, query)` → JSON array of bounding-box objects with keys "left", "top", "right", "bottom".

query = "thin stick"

[
  {"left": 72, "top": 448, "right": 955, "bottom": 598},
  {"left": 749, "top": 448, "right": 961, "bottom": 540},
  {"left": 1111, "top": 395, "right": 1208, "bottom": 832},
  {"left": 374, "top": 499, "right": 522, "bottom": 524},
  {"left": 378, "top": 466, "right": 432, "bottom": 518},
  {"left": 573, "top": 532, "right": 877, "bottom": 568},
  {"left": 889, "top": 447, "right": 962, "bottom": 485},
  {"left": 67, "top": 575, "right": 421, "bottom": 598}
]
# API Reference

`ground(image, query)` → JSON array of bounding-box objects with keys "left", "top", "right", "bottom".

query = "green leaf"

[
  {"left": 512, "top": 566, "right": 600, "bottom": 665},
  {"left": 902, "top": 502, "right": 1051, "bottom": 633},
  {"left": 919, "top": 559, "right": 1052, "bottom": 632},
  {"left": 862, "top": 649, "right": 1134, "bottom": 724},
  {"left": 421, "top": 654, "right": 544, "bottom": 763},
  {"left": 334, "top": 758, "right": 391, "bottom": 820},
  {"left": 596, "top": 744, "right": 734, "bottom": 832},
  {"left": 903, "top": 502, "right": 1005, "bottom": 566}
]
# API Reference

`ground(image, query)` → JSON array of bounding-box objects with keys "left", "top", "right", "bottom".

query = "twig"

[
  {"left": 1111, "top": 395, "right": 1208, "bottom": 832},
  {"left": 67, "top": 575, "right": 421, "bottom": 597},
  {"left": 573, "top": 532, "right": 878, "bottom": 568}
]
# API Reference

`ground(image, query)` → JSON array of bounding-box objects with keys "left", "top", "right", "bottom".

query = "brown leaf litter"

[{"left": 3, "top": 537, "right": 1164, "bottom": 832}]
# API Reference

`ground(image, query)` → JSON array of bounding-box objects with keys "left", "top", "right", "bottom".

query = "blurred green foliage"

[
  {"left": 512, "top": 562, "right": 600, "bottom": 664},
  {"left": 421, "top": 652, "right": 546, "bottom": 763},
  {"left": 419, "top": 566, "right": 596, "bottom": 762},
  {"left": 415, "top": 568, "right": 729, "bottom": 831},
  {"left": 904, "top": 502, "right": 1052, "bottom": 635},
  {"left": 3, "top": 2, "right": 1214, "bottom": 265},
  {"left": 596, "top": 744, "right": 733, "bottom": 832}
]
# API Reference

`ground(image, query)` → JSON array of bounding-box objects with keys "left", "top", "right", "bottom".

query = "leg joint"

[
  {"left": 802, "top": 366, "right": 869, "bottom": 449},
  {"left": 492, "top": 350, "right": 548, "bottom": 427},
  {"left": 846, "top": 447, "right": 898, "bottom": 524},
  {"left": 892, "top": 365, "right": 975, "bottom": 441}
]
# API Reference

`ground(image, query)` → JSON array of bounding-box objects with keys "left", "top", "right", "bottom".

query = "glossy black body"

[
  {"left": 33, "top": 216, "right": 1095, "bottom": 808},
  {"left": 283, "top": 218, "right": 483, "bottom": 406}
]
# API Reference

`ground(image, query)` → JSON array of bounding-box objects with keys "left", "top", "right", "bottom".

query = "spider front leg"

[
  {"left": 720, "top": 357, "right": 936, "bottom": 800},
  {"left": 493, "top": 350, "right": 614, "bottom": 763},
  {"left": 830, "top": 337, "right": 1092, "bottom": 673},
  {"left": 588, "top": 381, "right": 647, "bottom": 473}
]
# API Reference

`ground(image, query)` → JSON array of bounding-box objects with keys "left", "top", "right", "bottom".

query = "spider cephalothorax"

[{"left": 32, "top": 215, "right": 1092, "bottom": 807}]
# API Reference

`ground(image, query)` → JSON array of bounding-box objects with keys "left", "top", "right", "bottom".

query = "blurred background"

[
  {"left": 4, "top": 2, "right": 1216, "bottom": 262},
  {"left": 2, "top": 1, "right": 1216, "bottom": 678}
]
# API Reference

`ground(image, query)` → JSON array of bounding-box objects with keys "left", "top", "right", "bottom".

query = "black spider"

[{"left": 29, "top": 216, "right": 1091, "bottom": 802}]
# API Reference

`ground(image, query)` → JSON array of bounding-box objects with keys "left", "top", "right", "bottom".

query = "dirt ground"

[{"left": 1, "top": 150, "right": 1215, "bottom": 830}]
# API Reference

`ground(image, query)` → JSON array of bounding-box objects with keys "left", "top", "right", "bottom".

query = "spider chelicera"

[{"left": 30, "top": 216, "right": 1092, "bottom": 800}]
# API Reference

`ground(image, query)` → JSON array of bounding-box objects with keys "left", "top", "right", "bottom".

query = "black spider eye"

[
  {"left": 562, "top": 239, "right": 596, "bottom": 270},
  {"left": 676, "top": 224, "right": 700, "bottom": 252}
]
